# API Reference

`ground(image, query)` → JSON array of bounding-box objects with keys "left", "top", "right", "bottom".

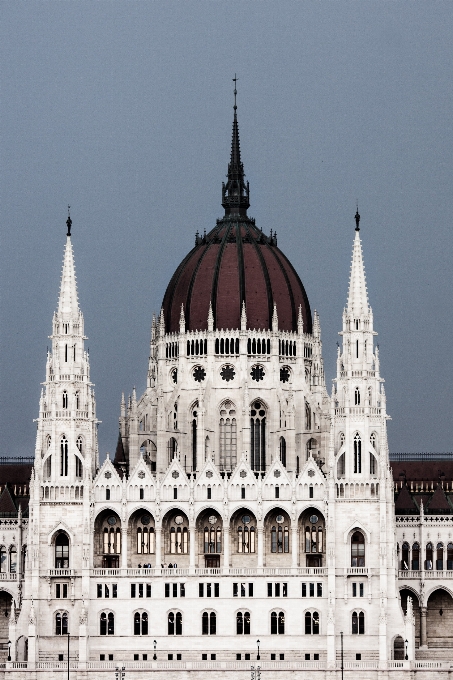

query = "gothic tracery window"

[
  {"left": 353, "top": 433, "right": 361, "bottom": 473},
  {"left": 354, "top": 388, "right": 360, "bottom": 406},
  {"left": 220, "top": 401, "right": 237, "bottom": 471},
  {"left": 250, "top": 401, "right": 266, "bottom": 472},
  {"left": 351, "top": 532, "right": 365, "bottom": 567},
  {"left": 60, "top": 435, "right": 68, "bottom": 476},
  {"left": 352, "top": 611, "right": 365, "bottom": 634}
]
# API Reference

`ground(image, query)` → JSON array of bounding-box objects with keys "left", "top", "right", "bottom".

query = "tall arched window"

[
  {"left": 62, "top": 391, "right": 68, "bottom": 409},
  {"left": 411, "top": 543, "right": 420, "bottom": 570},
  {"left": 191, "top": 405, "right": 198, "bottom": 472},
  {"left": 337, "top": 453, "right": 345, "bottom": 477},
  {"left": 250, "top": 401, "right": 266, "bottom": 471},
  {"left": 236, "top": 611, "right": 250, "bottom": 634},
  {"left": 369, "top": 452, "right": 377, "bottom": 476},
  {"left": 220, "top": 402, "right": 237, "bottom": 471},
  {"left": 100, "top": 612, "right": 114, "bottom": 635},
  {"left": 271, "top": 524, "right": 289, "bottom": 553},
  {"left": 170, "top": 527, "right": 188, "bottom": 554},
  {"left": 204, "top": 526, "right": 221, "bottom": 554},
  {"left": 9, "top": 547, "right": 17, "bottom": 573},
  {"left": 447, "top": 543, "right": 453, "bottom": 570},
  {"left": 401, "top": 542, "right": 410, "bottom": 570},
  {"left": 134, "top": 612, "right": 148, "bottom": 635},
  {"left": 103, "top": 527, "right": 121, "bottom": 555},
  {"left": 202, "top": 612, "right": 216, "bottom": 635},
  {"left": 60, "top": 435, "right": 68, "bottom": 476},
  {"left": 167, "top": 438, "right": 177, "bottom": 465},
  {"left": 168, "top": 611, "right": 182, "bottom": 635},
  {"left": 55, "top": 612, "right": 68, "bottom": 635},
  {"left": 75, "top": 392, "right": 80, "bottom": 409},
  {"left": 353, "top": 433, "right": 361, "bottom": 473},
  {"left": 238, "top": 525, "right": 256, "bottom": 553},
  {"left": 436, "top": 543, "right": 444, "bottom": 570},
  {"left": 351, "top": 532, "right": 365, "bottom": 567},
  {"left": 0, "top": 546, "right": 6, "bottom": 573},
  {"left": 352, "top": 611, "right": 364, "bottom": 634},
  {"left": 279, "top": 437, "right": 286, "bottom": 467},
  {"left": 55, "top": 533, "right": 69, "bottom": 568},
  {"left": 137, "top": 527, "right": 155, "bottom": 554},
  {"left": 425, "top": 543, "right": 433, "bottom": 570},
  {"left": 304, "top": 611, "right": 319, "bottom": 634},
  {"left": 354, "top": 388, "right": 360, "bottom": 406},
  {"left": 271, "top": 611, "right": 285, "bottom": 634}
]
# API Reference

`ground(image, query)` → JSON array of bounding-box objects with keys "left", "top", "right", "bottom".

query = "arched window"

[
  {"left": 9, "top": 547, "right": 17, "bottom": 573},
  {"left": 103, "top": 527, "right": 121, "bottom": 555},
  {"left": 271, "top": 611, "right": 285, "bottom": 634},
  {"left": 352, "top": 611, "right": 365, "bottom": 634},
  {"left": 204, "top": 525, "right": 221, "bottom": 554},
  {"left": 192, "top": 405, "right": 198, "bottom": 472},
  {"left": 220, "top": 402, "right": 237, "bottom": 471},
  {"left": 425, "top": 543, "right": 433, "bottom": 570},
  {"left": 60, "top": 435, "right": 68, "bottom": 476},
  {"left": 168, "top": 611, "right": 182, "bottom": 635},
  {"left": 134, "top": 612, "right": 148, "bottom": 635},
  {"left": 279, "top": 437, "right": 286, "bottom": 467},
  {"left": 369, "top": 452, "right": 377, "bottom": 476},
  {"left": 75, "top": 392, "right": 80, "bottom": 409},
  {"left": 271, "top": 525, "right": 289, "bottom": 554},
  {"left": 170, "top": 526, "right": 188, "bottom": 554},
  {"left": 370, "top": 432, "right": 377, "bottom": 449},
  {"left": 250, "top": 401, "right": 266, "bottom": 471},
  {"left": 167, "top": 437, "right": 178, "bottom": 465},
  {"left": 337, "top": 453, "right": 345, "bottom": 477},
  {"left": 353, "top": 433, "right": 361, "bottom": 473},
  {"left": 436, "top": 543, "right": 444, "bottom": 570},
  {"left": 401, "top": 542, "right": 410, "bottom": 570},
  {"left": 55, "top": 533, "right": 69, "bottom": 568},
  {"left": 447, "top": 543, "right": 453, "bottom": 570},
  {"left": 411, "top": 543, "right": 420, "bottom": 570},
  {"left": 238, "top": 525, "right": 256, "bottom": 553},
  {"left": 202, "top": 612, "right": 216, "bottom": 635},
  {"left": 62, "top": 391, "right": 68, "bottom": 409},
  {"left": 236, "top": 611, "right": 250, "bottom": 635},
  {"left": 305, "top": 402, "right": 311, "bottom": 430},
  {"left": 134, "top": 612, "right": 141, "bottom": 635},
  {"left": 304, "top": 611, "right": 319, "bottom": 634},
  {"left": 100, "top": 612, "right": 114, "bottom": 635},
  {"left": 351, "top": 532, "right": 365, "bottom": 567},
  {"left": 354, "top": 388, "right": 360, "bottom": 406},
  {"left": 339, "top": 432, "right": 345, "bottom": 448},
  {"left": 55, "top": 612, "right": 68, "bottom": 635},
  {"left": 0, "top": 546, "right": 6, "bottom": 573},
  {"left": 76, "top": 436, "right": 83, "bottom": 454}
]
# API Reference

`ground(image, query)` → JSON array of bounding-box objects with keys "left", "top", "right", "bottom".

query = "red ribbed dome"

[
  {"left": 162, "top": 218, "right": 312, "bottom": 334},
  {"left": 162, "top": 97, "right": 312, "bottom": 334}
]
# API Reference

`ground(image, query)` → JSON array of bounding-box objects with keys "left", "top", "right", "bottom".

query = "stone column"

[
  {"left": 189, "top": 525, "right": 196, "bottom": 571},
  {"left": 291, "top": 524, "right": 298, "bottom": 569},
  {"left": 223, "top": 526, "right": 230, "bottom": 573},
  {"left": 155, "top": 526, "right": 162, "bottom": 571},
  {"left": 420, "top": 606, "right": 427, "bottom": 647},
  {"left": 257, "top": 524, "right": 264, "bottom": 569},
  {"left": 121, "top": 528, "right": 128, "bottom": 570}
]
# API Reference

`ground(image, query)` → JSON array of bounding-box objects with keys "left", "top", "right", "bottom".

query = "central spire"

[{"left": 221, "top": 75, "right": 250, "bottom": 217}]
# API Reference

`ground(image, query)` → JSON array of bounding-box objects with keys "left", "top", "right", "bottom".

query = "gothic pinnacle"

[{"left": 221, "top": 76, "right": 250, "bottom": 217}]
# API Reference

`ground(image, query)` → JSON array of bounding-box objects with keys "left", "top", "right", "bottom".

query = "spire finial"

[
  {"left": 221, "top": 76, "right": 250, "bottom": 217},
  {"left": 355, "top": 203, "right": 360, "bottom": 231},
  {"left": 66, "top": 205, "right": 72, "bottom": 237},
  {"left": 233, "top": 74, "right": 238, "bottom": 114}
]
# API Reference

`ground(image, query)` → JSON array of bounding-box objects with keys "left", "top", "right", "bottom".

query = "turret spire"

[
  {"left": 221, "top": 76, "right": 250, "bottom": 217},
  {"left": 347, "top": 211, "right": 369, "bottom": 316},
  {"left": 58, "top": 215, "right": 79, "bottom": 318}
]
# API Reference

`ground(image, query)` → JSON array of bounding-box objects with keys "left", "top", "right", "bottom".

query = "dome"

[{"left": 162, "top": 99, "right": 312, "bottom": 335}]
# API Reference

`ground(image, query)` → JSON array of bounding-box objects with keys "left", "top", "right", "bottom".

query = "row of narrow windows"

[
  {"left": 400, "top": 542, "right": 453, "bottom": 570},
  {"left": 63, "top": 344, "right": 77, "bottom": 362},
  {"left": 54, "top": 610, "right": 364, "bottom": 636},
  {"left": 61, "top": 391, "right": 81, "bottom": 409},
  {"left": 166, "top": 338, "right": 301, "bottom": 357}
]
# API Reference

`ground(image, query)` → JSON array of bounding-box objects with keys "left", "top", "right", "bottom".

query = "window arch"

[
  {"left": 447, "top": 543, "right": 453, "bottom": 570},
  {"left": 55, "top": 533, "right": 69, "bottom": 568},
  {"left": 352, "top": 611, "right": 365, "bottom": 634},
  {"left": 304, "top": 611, "right": 319, "bottom": 635},
  {"left": 75, "top": 391, "right": 80, "bottom": 409},
  {"left": 168, "top": 611, "right": 182, "bottom": 635},
  {"left": 411, "top": 542, "right": 420, "bottom": 570},
  {"left": 62, "top": 391, "right": 68, "bottom": 409},
  {"left": 370, "top": 432, "right": 377, "bottom": 449},
  {"left": 279, "top": 437, "right": 286, "bottom": 467},
  {"left": 436, "top": 543, "right": 444, "bottom": 570},
  {"left": 353, "top": 433, "right": 361, "bottom": 473},
  {"left": 304, "top": 520, "right": 323, "bottom": 556},
  {"left": 202, "top": 611, "right": 216, "bottom": 635},
  {"left": 0, "top": 546, "right": 6, "bottom": 573},
  {"left": 250, "top": 401, "right": 266, "bottom": 471},
  {"left": 100, "top": 612, "right": 114, "bottom": 635},
  {"left": 55, "top": 611, "right": 68, "bottom": 635},
  {"left": 354, "top": 388, "right": 360, "bottom": 406},
  {"left": 369, "top": 452, "right": 377, "bottom": 476},
  {"left": 236, "top": 611, "right": 250, "bottom": 635},
  {"left": 401, "top": 542, "right": 410, "bottom": 570},
  {"left": 191, "top": 403, "right": 198, "bottom": 472},
  {"left": 60, "top": 435, "right": 68, "bottom": 476},
  {"left": 204, "top": 525, "right": 222, "bottom": 554},
  {"left": 134, "top": 612, "right": 148, "bottom": 635},
  {"left": 337, "top": 453, "right": 345, "bottom": 477},
  {"left": 270, "top": 611, "right": 285, "bottom": 634},
  {"left": 306, "top": 438, "right": 317, "bottom": 460},
  {"left": 170, "top": 526, "right": 188, "bottom": 554},
  {"left": 219, "top": 401, "right": 237, "bottom": 471},
  {"left": 76, "top": 436, "right": 83, "bottom": 454},
  {"left": 238, "top": 525, "right": 256, "bottom": 553},
  {"left": 351, "top": 532, "right": 365, "bottom": 567},
  {"left": 167, "top": 437, "right": 178, "bottom": 465},
  {"left": 137, "top": 526, "right": 155, "bottom": 555},
  {"left": 9, "top": 546, "right": 17, "bottom": 573},
  {"left": 425, "top": 543, "right": 433, "bottom": 570}
]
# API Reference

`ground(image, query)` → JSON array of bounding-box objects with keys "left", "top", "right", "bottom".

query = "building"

[{"left": 1, "top": 96, "right": 452, "bottom": 679}]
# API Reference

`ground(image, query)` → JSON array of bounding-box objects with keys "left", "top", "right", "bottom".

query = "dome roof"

[{"left": 162, "top": 95, "right": 312, "bottom": 335}]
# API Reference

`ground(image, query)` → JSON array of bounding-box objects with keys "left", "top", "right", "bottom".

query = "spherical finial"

[{"left": 66, "top": 205, "right": 72, "bottom": 236}]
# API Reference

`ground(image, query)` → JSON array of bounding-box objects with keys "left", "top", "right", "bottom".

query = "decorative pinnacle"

[
  {"left": 355, "top": 203, "right": 360, "bottom": 231},
  {"left": 233, "top": 74, "right": 238, "bottom": 114},
  {"left": 221, "top": 76, "right": 250, "bottom": 217},
  {"left": 66, "top": 205, "right": 72, "bottom": 237}
]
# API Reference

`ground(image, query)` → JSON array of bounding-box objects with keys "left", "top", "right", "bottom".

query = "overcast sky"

[{"left": 1, "top": 1, "right": 452, "bottom": 459}]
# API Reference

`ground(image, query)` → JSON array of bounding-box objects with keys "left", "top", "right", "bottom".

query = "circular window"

[
  {"left": 141, "top": 514, "right": 151, "bottom": 525},
  {"left": 220, "top": 364, "right": 235, "bottom": 382},
  {"left": 107, "top": 516, "right": 117, "bottom": 526},
  {"left": 239, "top": 470, "right": 247, "bottom": 478},
  {"left": 208, "top": 515, "right": 217, "bottom": 525},
  {"left": 138, "top": 470, "right": 145, "bottom": 479},
  {"left": 309, "top": 515, "right": 319, "bottom": 524},
  {"left": 276, "top": 515, "right": 284, "bottom": 524},
  {"left": 104, "top": 471, "right": 112, "bottom": 479},
  {"left": 242, "top": 515, "right": 251, "bottom": 525},
  {"left": 251, "top": 365, "right": 265, "bottom": 382},
  {"left": 171, "top": 368, "right": 178, "bottom": 384},
  {"left": 274, "top": 470, "right": 281, "bottom": 478},
  {"left": 206, "top": 470, "right": 213, "bottom": 478},
  {"left": 193, "top": 366, "right": 206, "bottom": 382},
  {"left": 307, "top": 469, "right": 315, "bottom": 478},
  {"left": 172, "top": 470, "right": 180, "bottom": 479},
  {"left": 174, "top": 515, "right": 184, "bottom": 525}
]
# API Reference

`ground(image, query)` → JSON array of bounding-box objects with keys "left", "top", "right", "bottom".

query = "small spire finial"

[
  {"left": 233, "top": 74, "right": 238, "bottom": 113},
  {"left": 355, "top": 203, "right": 360, "bottom": 231},
  {"left": 66, "top": 205, "right": 72, "bottom": 236}
]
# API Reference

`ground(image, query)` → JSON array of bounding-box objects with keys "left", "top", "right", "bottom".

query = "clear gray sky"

[{"left": 1, "top": 2, "right": 452, "bottom": 458}]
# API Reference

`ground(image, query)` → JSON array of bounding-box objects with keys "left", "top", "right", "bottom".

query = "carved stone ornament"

[
  {"left": 172, "top": 470, "right": 180, "bottom": 479},
  {"left": 138, "top": 470, "right": 145, "bottom": 479},
  {"left": 239, "top": 470, "right": 247, "bottom": 478},
  {"left": 308, "top": 469, "right": 315, "bottom": 478},
  {"left": 206, "top": 470, "right": 213, "bottom": 478},
  {"left": 274, "top": 470, "right": 281, "bottom": 478},
  {"left": 104, "top": 471, "right": 112, "bottom": 479}
]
